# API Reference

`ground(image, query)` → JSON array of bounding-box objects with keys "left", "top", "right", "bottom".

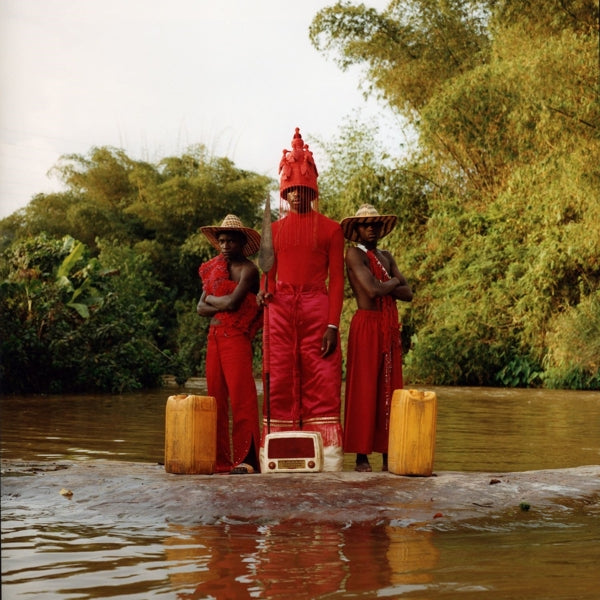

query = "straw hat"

[
  {"left": 200, "top": 214, "right": 261, "bottom": 257},
  {"left": 340, "top": 204, "right": 397, "bottom": 242}
]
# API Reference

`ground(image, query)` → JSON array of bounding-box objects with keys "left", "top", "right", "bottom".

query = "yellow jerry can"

[
  {"left": 388, "top": 389, "right": 437, "bottom": 476},
  {"left": 164, "top": 394, "right": 217, "bottom": 474}
]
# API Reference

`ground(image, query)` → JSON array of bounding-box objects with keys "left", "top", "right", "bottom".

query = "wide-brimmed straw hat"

[
  {"left": 340, "top": 204, "right": 397, "bottom": 242},
  {"left": 200, "top": 214, "right": 261, "bottom": 257}
]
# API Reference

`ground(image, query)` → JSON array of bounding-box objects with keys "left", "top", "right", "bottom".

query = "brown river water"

[{"left": 1, "top": 385, "right": 599, "bottom": 599}]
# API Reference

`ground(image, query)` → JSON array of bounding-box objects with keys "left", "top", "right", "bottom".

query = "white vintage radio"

[{"left": 260, "top": 431, "right": 324, "bottom": 473}]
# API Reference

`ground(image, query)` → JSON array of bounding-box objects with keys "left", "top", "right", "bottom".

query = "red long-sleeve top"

[{"left": 264, "top": 210, "right": 345, "bottom": 328}]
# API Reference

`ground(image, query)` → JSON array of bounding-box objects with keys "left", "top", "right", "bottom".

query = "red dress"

[
  {"left": 343, "top": 248, "right": 403, "bottom": 454},
  {"left": 199, "top": 255, "right": 262, "bottom": 472},
  {"left": 262, "top": 210, "right": 345, "bottom": 471}
]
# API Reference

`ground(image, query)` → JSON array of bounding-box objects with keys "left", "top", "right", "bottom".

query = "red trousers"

[
  {"left": 206, "top": 327, "right": 260, "bottom": 472},
  {"left": 343, "top": 309, "right": 403, "bottom": 454},
  {"left": 262, "top": 283, "right": 343, "bottom": 470}
]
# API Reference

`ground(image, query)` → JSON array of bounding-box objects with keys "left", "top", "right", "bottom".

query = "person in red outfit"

[
  {"left": 197, "top": 215, "right": 263, "bottom": 474},
  {"left": 257, "top": 127, "right": 345, "bottom": 471},
  {"left": 340, "top": 204, "right": 413, "bottom": 472}
]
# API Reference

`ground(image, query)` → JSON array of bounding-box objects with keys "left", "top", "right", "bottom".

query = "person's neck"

[
  {"left": 357, "top": 241, "right": 377, "bottom": 251},
  {"left": 223, "top": 254, "right": 245, "bottom": 264}
]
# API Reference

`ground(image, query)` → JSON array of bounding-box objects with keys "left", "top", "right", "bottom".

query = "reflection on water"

[
  {"left": 2, "top": 385, "right": 600, "bottom": 599},
  {"left": 162, "top": 523, "right": 442, "bottom": 599},
  {"left": 432, "top": 517, "right": 600, "bottom": 598},
  {"left": 3, "top": 513, "right": 599, "bottom": 599},
  {"left": 2, "top": 520, "right": 169, "bottom": 599},
  {"left": 163, "top": 523, "right": 349, "bottom": 599}
]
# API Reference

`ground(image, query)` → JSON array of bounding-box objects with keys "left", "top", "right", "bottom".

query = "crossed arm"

[
  {"left": 197, "top": 263, "right": 259, "bottom": 317},
  {"left": 346, "top": 247, "right": 412, "bottom": 307}
]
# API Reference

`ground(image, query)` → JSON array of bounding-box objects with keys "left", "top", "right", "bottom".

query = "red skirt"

[{"left": 343, "top": 309, "right": 403, "bottom": 454}]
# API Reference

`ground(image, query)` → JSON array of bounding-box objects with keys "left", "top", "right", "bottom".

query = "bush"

[{"left": 0, "top": 234, "right": 173, "bottom": 393}]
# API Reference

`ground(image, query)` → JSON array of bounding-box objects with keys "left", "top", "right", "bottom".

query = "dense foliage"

[
  {"left": 311, "top": 0, "right": 599, "bottom": 388},
  {"left": 0, "top": 147, "right": 272, "bottom": 393},
  {"left": 1, "top": 0, "right": 598, "bottom": 392}
]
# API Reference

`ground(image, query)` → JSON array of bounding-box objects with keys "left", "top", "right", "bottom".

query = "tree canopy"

[
  {"left": 312, "top": 0, "right": 599, "bottom": 388},
  {"left": 0, "top": 146, "right": 272, "bottom": 393}
]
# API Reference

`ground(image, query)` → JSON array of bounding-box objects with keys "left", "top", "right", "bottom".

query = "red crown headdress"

[{"left": 278, "top": 127, "right": 318, "bottom": 200}]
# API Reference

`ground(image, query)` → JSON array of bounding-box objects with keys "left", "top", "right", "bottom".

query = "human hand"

[
  {"left": 321, "top": 327, "right": 338, "bottom": 358},
  {"left": 257, "top": 289, "right": 273, "bottom": 306}
]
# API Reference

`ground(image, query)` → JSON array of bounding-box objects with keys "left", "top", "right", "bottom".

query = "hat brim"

[
  {"left": 200, "top": 226, "right": 261, "bottom": 257},
  {"left": 340, "top": 215, "right": 397, "bottom": 242}
]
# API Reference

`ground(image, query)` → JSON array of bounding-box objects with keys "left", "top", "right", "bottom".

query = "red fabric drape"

[{"left": 343, "top": 247, "right": 403, "bottom": 454}]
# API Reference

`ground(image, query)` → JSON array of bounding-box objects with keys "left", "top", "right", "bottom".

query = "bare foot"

[
  {"left": 230, "top": 463, "right": 255, "bottom": 474},
  {"left": 355, "top": 462, "right": 372, "bottom": 472},
  {"left": 355, "top": 454, "right": 372, "bottom": 472}
]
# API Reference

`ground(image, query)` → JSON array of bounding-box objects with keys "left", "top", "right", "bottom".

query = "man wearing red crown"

[{"left": 258, "top": 127, "right": 345, "bottom": 471}]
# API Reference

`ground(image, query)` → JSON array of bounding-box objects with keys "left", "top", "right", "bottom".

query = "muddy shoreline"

[{"left": 2, "top": 460, "right": 598, "bottom": 528}]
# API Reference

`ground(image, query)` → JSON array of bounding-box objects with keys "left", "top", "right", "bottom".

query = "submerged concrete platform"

[{"left": 2, "top": 460, "right": 599, "bottom": 528}]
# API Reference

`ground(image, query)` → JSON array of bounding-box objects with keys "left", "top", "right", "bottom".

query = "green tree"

[
  {"left": 310, "top": 0, "right": 491, "bottom": 116},
  {"left": 1, "top": 145, "right": 273, "bottom": 391},
  {"left": 312, "top": 0, "right": 600, "bottom": 388}
]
